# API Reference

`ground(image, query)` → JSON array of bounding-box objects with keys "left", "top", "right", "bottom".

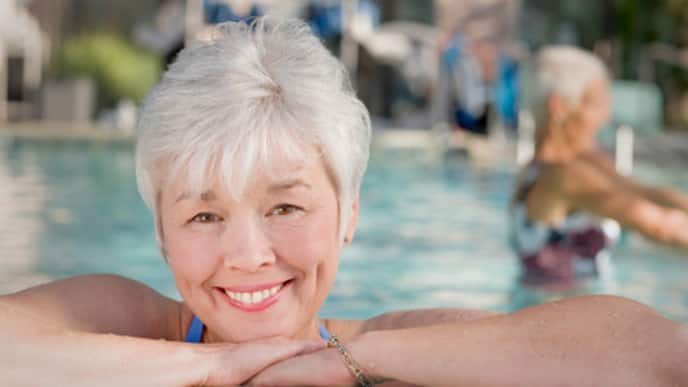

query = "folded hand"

[
  {"left": 246, "top": 347, "right": 355, "bottom": 386},
  {"left": 197, "top": 338, "right": 326, "bottom": 386}
]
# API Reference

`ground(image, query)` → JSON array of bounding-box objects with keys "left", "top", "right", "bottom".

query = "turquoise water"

[{"left": 1, "top": 139, "right": 687, "bottom": 321}]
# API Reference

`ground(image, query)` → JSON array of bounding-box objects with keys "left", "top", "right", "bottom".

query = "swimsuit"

[{"left": 510, "top": 161, "right": 620, "bottom": 285}]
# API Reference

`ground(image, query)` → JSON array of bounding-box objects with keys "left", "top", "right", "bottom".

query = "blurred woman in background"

[{"left": 511, "top": 45, "right": 688, "bottom": 288}]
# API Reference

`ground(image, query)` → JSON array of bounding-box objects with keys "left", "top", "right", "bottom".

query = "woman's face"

[
  {"left": 564, "top": 78, "right": 611, "bottom": 148},
  {"left": 159, "top": 154, "right": 356, "bottom": 343}
]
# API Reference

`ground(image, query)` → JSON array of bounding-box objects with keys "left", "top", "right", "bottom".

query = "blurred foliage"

[
  {"left": 525, "top": 0, "right": 688, "bottom": 128},
  {"left": 615, "top": 0, "right": 687, "bottom": 71},
  {"left": 57, "top": 33, "right": 162, "bottom": 109},
  {"left": 615, "top": 0, "right": 688, "bottom": 128}
]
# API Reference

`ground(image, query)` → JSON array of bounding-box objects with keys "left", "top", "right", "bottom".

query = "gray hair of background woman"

[
  {"left": 135, "top": 17, "right": 372, "bottom": 250},
  {"left": 524, "top": 45, "right": 609, "bottom": 128}
]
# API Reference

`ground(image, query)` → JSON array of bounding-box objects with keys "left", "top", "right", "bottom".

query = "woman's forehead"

[{"left": 164, "top": 155, "right": 329, "bottom": 202}]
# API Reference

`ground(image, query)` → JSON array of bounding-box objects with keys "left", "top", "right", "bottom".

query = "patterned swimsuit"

[{"left": 510, "top": 162, "right": 621, "bottom": 286}]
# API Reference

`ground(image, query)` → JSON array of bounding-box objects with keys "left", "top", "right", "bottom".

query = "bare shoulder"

[
  {"left": 1, "top": 274, "right": 184, "bottom": 340},
  {"left": 325, "top": 308, "right": 500, "bottom": 340},
  {"left": 553, "top": 156, "right": 614, "bottom": 196}
]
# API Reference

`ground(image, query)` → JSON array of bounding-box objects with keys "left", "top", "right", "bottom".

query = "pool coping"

[
  {"left": 0, "top": 121, "right": 136, "bottom": 144},
  {"left": 0, "top": 122, "right": 455, "bottom": 148},
  {"left": 4, "top": 121, "right": 686, "bottom": 168}
]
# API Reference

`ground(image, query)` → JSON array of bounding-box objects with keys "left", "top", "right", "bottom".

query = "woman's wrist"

[
  {"left": 347, "top": 330, "right": 394, "bottom": 384},
  {"left": 88, "top": 334, "right": 206, "bottom": 386},
  {"left": 172, "top": 342, "right": 212, "bottom": 386}
]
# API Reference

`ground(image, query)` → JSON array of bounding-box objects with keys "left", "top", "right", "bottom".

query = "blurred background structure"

[
  {"left": 1, "top": 0, "right": 687, "bottom": 319},
  {"left": 4, "top": 0, "right": 688, "bottom": 135}
]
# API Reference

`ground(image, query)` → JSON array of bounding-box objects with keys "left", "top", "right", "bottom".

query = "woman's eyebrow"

[
  {"left": 267, "top": 179, "right": 312, "bottom": 193},
  {"left": 175, "top": 190, "right": 217, "bottom": 203}
]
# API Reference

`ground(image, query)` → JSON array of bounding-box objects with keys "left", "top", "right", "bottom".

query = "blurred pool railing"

[
  {"left": 611, "top": 80, "right": 664, "bottom": 175},
  {"left": 0, "top": 41, "right": 5, "bottom": 122}
]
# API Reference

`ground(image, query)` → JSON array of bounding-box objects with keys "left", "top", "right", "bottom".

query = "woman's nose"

[{"left": 220, "top": 217, "right": 276, "bottom": 272}]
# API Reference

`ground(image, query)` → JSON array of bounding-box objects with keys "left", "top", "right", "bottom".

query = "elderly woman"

[
  {"left": 1, "top": 19, "right": 686, "bottom": 387},
  {"left": 511, "top": 46, "right": 688, "bottom": 286}
]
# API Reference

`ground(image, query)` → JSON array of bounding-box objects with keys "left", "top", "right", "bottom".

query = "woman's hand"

[
  {"left": 246, "top": 347, "right": 355, "bottom": 386},
  {"left": 248, "top": 345, "right": 414, "bottom": 387},
  {"left": 247, "top": 335, "right": 409, "bottom": 387},
  {"left": 196, "top": 338, "right": 326, "bottom": 386}
]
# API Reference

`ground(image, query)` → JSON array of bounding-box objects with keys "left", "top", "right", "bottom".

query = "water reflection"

[{"left": 0, "top": 140, "right": 51, "bottom": 293}]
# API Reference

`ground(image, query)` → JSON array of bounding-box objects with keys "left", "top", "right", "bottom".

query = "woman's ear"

[{"left": 343, "top": 195, "right": 360, "bottom": 244}]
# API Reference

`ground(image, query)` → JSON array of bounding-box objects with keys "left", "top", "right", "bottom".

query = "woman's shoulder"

[
  {"left": 514, "top": 161, "right": 565, "bottom": 205},
  {"left": 555, "top": 154, "right": 617, "bottom": 195},
  {"left": 2, "top": 274, "right": 185, "bottom": 340},
  {"left": 516, "top": 159, "right": 568, "bottom": 189},
  {"left": 85, "top": 274, "right": 187, "bottom": 340},
  {"left": 325, "top": 308, "right": 499, "bottom": 340},
  {"left": 523, "top": 154, "right": 609, "bottom": 196}
]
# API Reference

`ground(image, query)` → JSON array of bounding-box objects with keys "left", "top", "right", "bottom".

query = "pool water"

[{"left": 1, "top": 139, "right": 687, "bottom": 321}]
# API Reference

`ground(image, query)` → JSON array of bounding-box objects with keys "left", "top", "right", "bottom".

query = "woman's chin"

[{"left": 218, "top": 320, "right": 298, "bottom": 343}]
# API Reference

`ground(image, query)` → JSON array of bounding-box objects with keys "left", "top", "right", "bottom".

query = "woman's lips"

[{"left": 217, "top": 280, "right": 291, "bottom": 312}]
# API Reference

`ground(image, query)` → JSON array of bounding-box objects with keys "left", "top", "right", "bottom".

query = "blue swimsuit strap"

[
  {"left": 185, "top": 315, "right": 205, "bottom": 343},
  {"left": 318, "top": 323, "right": 332, "bottom": 340},
  {"left": 185, "top": 315, "right": 331, "bottom": 343}
]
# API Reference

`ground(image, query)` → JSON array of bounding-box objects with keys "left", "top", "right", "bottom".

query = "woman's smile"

[{"left": 216, "top": 279, "right": 294, "bottom": 312}]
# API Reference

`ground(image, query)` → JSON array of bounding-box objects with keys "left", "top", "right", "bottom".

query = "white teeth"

[{"left": 224, "top": 283, "right": 285, "bottom": 305}]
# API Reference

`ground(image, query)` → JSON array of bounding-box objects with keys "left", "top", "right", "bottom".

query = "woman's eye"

[
  {"left": 190, "top": 213, "right": 221, "bottom": 223},
  {"left": 269, "top": 204, "right": 302, "bottom": 217}
]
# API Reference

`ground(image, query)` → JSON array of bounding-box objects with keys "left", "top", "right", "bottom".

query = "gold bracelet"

[{"left": 327, "top": 335, "right": 380, "bottom": 387}]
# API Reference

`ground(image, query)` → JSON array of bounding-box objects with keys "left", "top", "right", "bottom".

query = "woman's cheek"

[
  {"left": 167, "top": 229, "right": 221, "bottom": 274},
  {"left": 270, "top": 221, "right": 335, "bottom": 267}
]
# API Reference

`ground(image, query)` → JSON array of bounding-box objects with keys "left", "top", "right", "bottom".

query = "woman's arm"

[
  {"left": 324, "top": 309, "right": 500, "bottom": 343},
  {"left": 556, "top": 160, "right": 688, "bottom": 250},
  {"left": 0, "top": 274, "right": 182, "bottom": 339},
  {"left": 623, "top": 181, "right": 688, "bottom": 214},
  {"left": 360, "top": 308, "right": 500, "bottom": 332},
  {"left": 642, "top": 186, "right": 688, "bottom": 213},
  {"left": 0, "top": 300, "right": 323, "bottom": 386},
  {"left": 250, "top": 295, "right": 688, "bottom": 387},
  {"left": 584, "top": 150, "right": 688, "bottom": 214},
  {"left": 0, "top": 302, "right": 201, "bottom": 387}
]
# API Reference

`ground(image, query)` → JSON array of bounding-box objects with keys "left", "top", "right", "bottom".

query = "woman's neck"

[{"left": 534, "top": 123, "right": 589, "bottom": 163}]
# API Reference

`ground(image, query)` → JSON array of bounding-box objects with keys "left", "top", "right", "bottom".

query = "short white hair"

[
  {"left": 136, "top": 17, "right": 371, "bottom": 247},
  {"left": 527, "top": 45, "right": 608, "bottom": 125}
]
